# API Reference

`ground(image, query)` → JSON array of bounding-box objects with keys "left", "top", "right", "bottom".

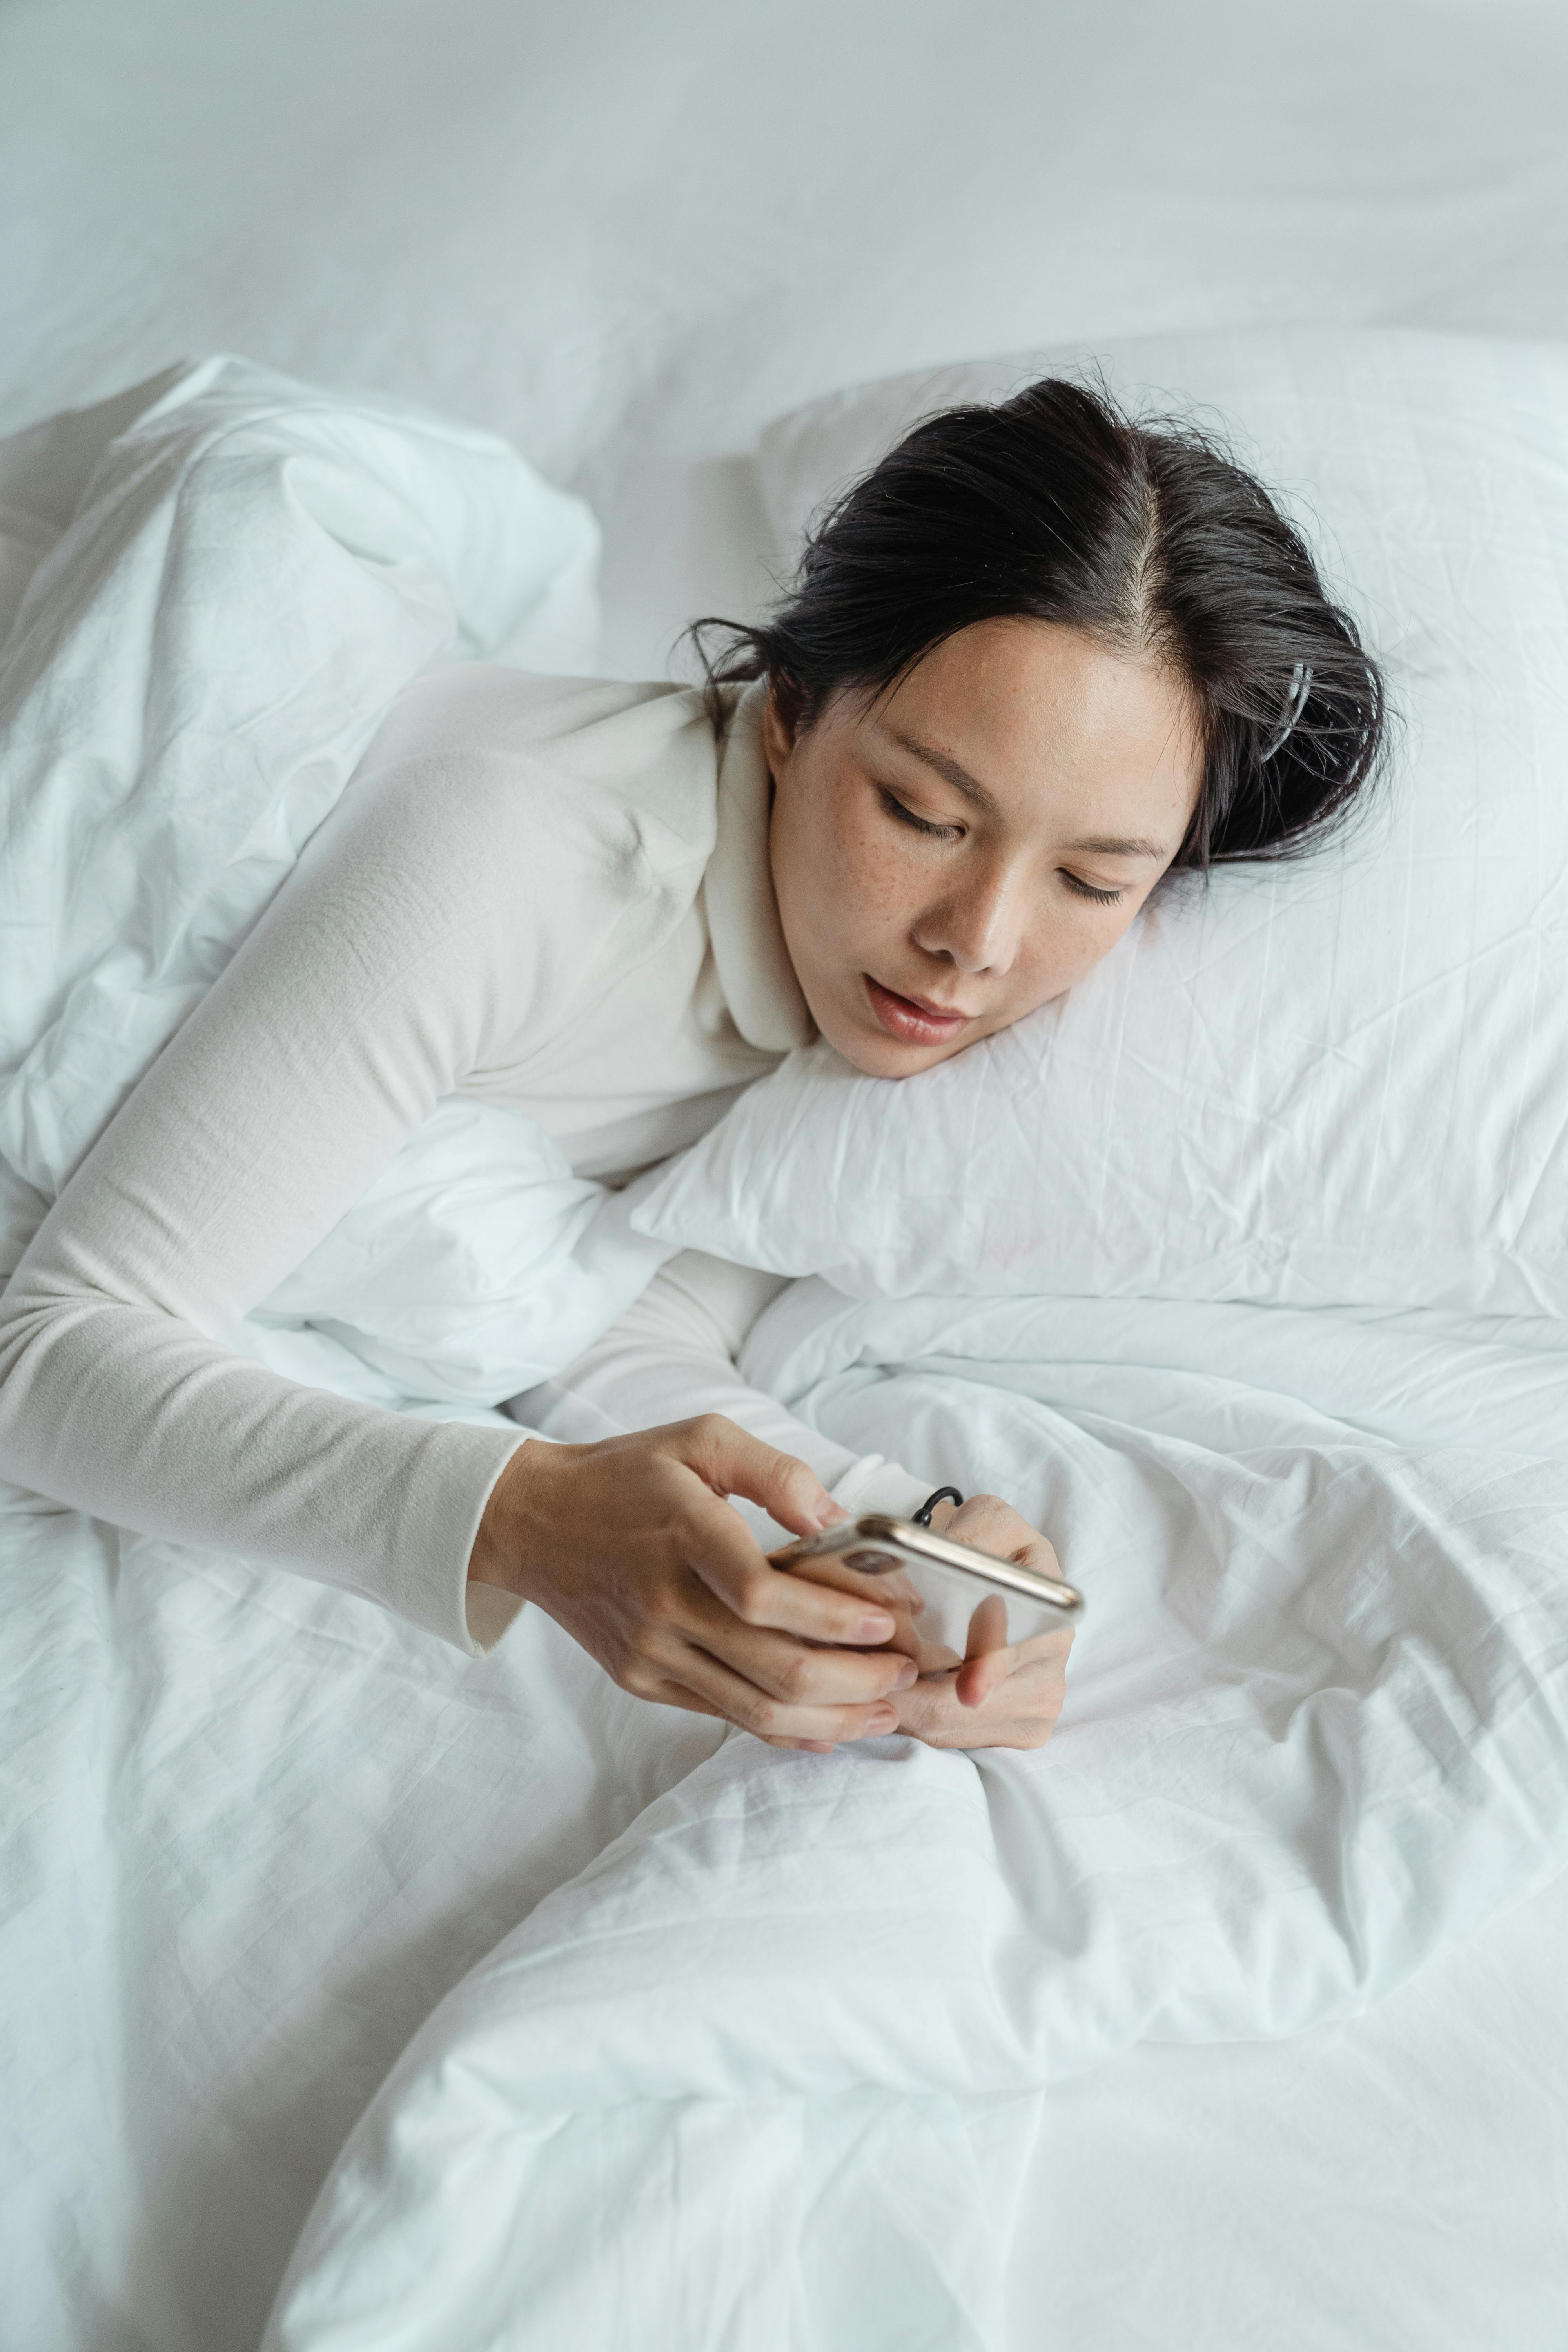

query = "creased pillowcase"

[{"left": 631, "top": 327, "right": 1568, "bottom": 1314}]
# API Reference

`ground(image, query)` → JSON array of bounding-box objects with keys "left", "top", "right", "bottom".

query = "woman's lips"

[{"left": 864, "top": 976, "right": 973, "bottom": 1045}]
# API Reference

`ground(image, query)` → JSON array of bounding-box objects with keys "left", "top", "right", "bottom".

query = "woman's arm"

[{"left": 0, "top": 737, "right": 536, "bottom": 1648}]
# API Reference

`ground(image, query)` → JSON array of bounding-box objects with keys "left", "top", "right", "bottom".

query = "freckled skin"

[{"left": 765, "top": 616, "right": 1204, "bottom": 1078}]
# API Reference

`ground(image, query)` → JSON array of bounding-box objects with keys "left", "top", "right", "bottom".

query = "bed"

[{"left": 4, "top": 4, "right": 1568, "bottom": 2347}]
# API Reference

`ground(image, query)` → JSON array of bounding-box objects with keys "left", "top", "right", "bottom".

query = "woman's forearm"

[{"left": 0, "top": 1265, "right": 523, "bottom": 1648}]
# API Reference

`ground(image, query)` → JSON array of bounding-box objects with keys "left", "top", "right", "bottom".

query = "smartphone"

[{"left": 771, "top": 1512, "right": 1083, "bottom": 1642}]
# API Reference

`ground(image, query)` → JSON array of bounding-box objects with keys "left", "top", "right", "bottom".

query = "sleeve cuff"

[
  {"left": 464, "top": 1579, "right": 527, "bottom": 1652},
  {"left": 829, "top": 1456, "right": 936, "bottom": 1521},
  {"left": 377, "top": 1416, "right": 529, "bottom": 1655}
]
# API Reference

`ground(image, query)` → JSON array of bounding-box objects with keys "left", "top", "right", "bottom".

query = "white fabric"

[
  {"left": 634, "top": 328, "right": 1568, "bottom": 1316},
  {"left": 0, "top": 356, "right": 600, "bottom": 1194},
  {"left": 256, "top": 1272, "right": 1568, "bottom": 2346}
]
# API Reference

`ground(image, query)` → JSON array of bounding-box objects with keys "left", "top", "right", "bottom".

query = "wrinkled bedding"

[
  {"left": 256, "top": 1281, "right": 1568, "bottom": 2345},
  {"left": 8, "top": 1269, "right": 1567, "bottom": 2348}
]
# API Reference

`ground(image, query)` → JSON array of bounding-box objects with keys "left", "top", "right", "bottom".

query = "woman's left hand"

[{"left": 894, "top": 1492, "right": 1074, "bottom": 1751}]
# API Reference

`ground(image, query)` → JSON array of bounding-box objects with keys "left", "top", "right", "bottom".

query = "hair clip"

[{"left": 1261, "top": 661, "right": 1314, "bottom": 762}]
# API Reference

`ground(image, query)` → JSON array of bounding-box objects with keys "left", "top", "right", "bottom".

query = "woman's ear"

[{"left": 761, "top": 680, "right": 797, "bottom": 777}]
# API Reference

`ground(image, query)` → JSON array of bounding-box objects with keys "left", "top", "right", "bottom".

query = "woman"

[{"left": 0, "top": 379, "right": 1384, "bottom": 1754}]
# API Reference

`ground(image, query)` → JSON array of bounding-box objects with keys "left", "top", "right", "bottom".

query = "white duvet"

[{"left": 254, "top": 1279, "right": 1568, "bottom": 2346}]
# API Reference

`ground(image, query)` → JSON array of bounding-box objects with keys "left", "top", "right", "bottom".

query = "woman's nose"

[{"left": 913, "top": 877, "right": 1023, "bottom": 976}]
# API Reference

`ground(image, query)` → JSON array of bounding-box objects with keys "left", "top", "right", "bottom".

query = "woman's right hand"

[{"left": 469, "top": 1416, "right": 920, "bottom": 1750}]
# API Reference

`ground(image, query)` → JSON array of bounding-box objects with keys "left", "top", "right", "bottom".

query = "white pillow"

[{"left": 632, "top": 329, "right": 1568, "bottom": 1314}]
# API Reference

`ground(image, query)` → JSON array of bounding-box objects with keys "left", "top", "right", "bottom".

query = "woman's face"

[{"left": 765, "top": 617, "right": 1204, "bottom": 1078}]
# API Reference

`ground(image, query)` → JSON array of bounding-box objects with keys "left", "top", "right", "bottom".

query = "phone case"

[{"left": 772, "top": 1514, "right": 1083, "bottom": 1617}]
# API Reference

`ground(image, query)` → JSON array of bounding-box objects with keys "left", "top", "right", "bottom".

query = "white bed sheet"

[{"left": 4, "top": 2, "right": 1568, "bottom": 2343}]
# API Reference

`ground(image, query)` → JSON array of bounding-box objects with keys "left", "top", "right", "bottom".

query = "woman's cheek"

[
  {"left": 1001, "top": 905, "right": 1118, "bottom": 1020},
  {"left": 801, "top": 837, "right": 891, "bottom": 961},
  {"left": 1051, "top": 901, "right": 1141, "bottom": 991},
  {"left": 841, "top": 804, "right": 929, "bottom": 914}
]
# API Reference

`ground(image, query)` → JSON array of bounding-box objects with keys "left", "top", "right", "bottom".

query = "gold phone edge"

[{"left": 774, "top": 1514, "right": 1083, "bottom": 1616}]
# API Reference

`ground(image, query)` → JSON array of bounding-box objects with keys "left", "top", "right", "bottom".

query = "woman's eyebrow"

[
  {"left": 886, "top": 728, "right": 1002, "bottom": 815},
  {"left": 1064, "top": 833, "right": 1167, "bottom": 858}
]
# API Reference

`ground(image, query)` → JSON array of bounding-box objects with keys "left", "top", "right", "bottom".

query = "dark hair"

[{"left": 691, "top": 376, "right": 1387, "bottom": 870}]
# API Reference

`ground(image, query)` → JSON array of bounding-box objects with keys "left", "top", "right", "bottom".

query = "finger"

[
  {"left": 780, "top": 1562, "right": 926, "bottom": 1675},
  {"left": 955, "top": 1655, "right": 1015, "bottom": 1708},
  {"left": 956, "top": 1599, "right": 1016, "bottom": 1708},
  {"left": 948, "top": 1498, "right": 1069, "bottom": 1605},
  {"left": 955, "top": 1595, "right": 1012, "bottom": 1708},
  {"left": 677, "top": 1414, "right": 847, "bottom": 1539},
  {"left": 955, "top": 1619, "right": 1073, "bottom": 1711},
  {"left": 682, "top": 1588, "right": 921, "bottom": 1706},
  {"left": 637, "top": 1672, "right": 839, "bottom": 1754},
  {"left": 777, "top": 1555, "right": 925, "bottom": 1661},
  {"left": 965, "top": 1594, "right": 1010, "bottom": 1657},
  {"left": 900, "top": 1647, "right": 1069, "bottom": 1747},
  {"left": 664, "top": 1636, "right": 904, "bottom": 1746},
  {"left": 685, "top": 1491, "right": 899, "bottom": 1646}
]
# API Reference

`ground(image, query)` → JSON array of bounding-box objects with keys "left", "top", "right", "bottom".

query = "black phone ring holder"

[{"left": 911, "top": 1486, "right": 964, "bottom": 1526}]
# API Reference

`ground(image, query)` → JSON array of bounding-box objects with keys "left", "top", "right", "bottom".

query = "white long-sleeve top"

[{"left": 0, "top": 667, "right": 927, "bottom": 1651}]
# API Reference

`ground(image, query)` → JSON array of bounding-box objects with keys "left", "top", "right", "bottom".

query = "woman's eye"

[
  {"left": 1060, "top": 873, "right": 1126, "bottom": 906},
  {"left": 878, "top": 788, "right": 961, "bottom": 840}
]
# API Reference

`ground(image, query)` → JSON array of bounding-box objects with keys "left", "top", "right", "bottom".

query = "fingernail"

[
  {"left": 869, "top": 1705, "right": 898, "bottom": 1733},
  {"left": 815, "top": 1499, "right": 849, "bottom": 1528},
  {"left": 857, "top": 1612, "right": 896, "bottom": 1642},
  {"left": 891, "top": 1659, "right": 918, "bottom": 1690}
]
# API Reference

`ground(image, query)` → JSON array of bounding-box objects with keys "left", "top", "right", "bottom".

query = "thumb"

[
  {"left": 955, "top": 1594, "right": 1012, "bottom": 1709},
  {"left": 678, "top": 1414, "right": 846, "bottom": 1538}
]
